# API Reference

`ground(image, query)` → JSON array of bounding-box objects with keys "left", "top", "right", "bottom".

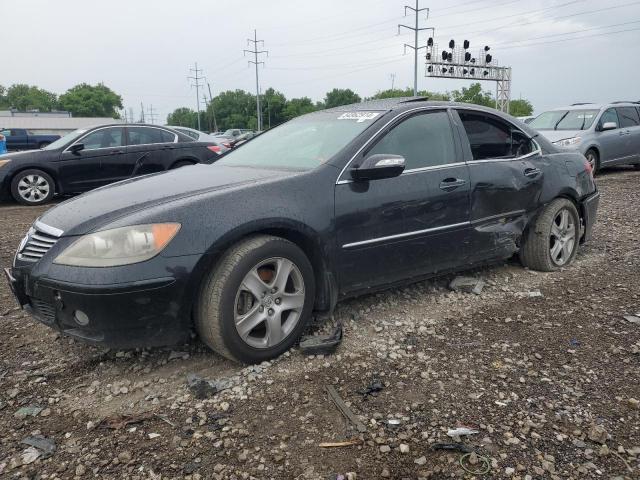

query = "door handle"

[
  {"left": 439, "top": 178, "right": 467, "bottom": 191},
  {"left": 524, "top": 167, "right": 541, "bottom": 178}
]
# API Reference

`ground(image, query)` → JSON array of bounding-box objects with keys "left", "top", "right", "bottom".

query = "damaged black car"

[{"left": 5, "top": 99, "right": 600, "bottom": 363}]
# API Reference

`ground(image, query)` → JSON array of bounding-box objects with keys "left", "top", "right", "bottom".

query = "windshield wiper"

[{"left": 554, "top": 112, "right": 569, "bottom": 130}]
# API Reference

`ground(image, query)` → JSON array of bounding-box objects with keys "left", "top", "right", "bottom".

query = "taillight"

[
  {"left": 584, "top": 159, "right": 593, "bottom": 176},
  {"left": 207, "top": 145, "right": 221, "bottom": 154},
  {"left": 222, "top": 142, "right": 231, "bottom": 148}
]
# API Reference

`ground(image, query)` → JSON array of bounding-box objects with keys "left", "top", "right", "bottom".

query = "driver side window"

[
  {"left": 599, "top": 109, "right": 619, "bottom": 129},
  {"left": 367, "top": 110, "right": 457, "bottom": 170}
]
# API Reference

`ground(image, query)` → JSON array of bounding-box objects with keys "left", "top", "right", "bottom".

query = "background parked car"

[
  {"left": 530, "top": 101, "right": 640, "bottom": 173},
  {"left": 0, "top": 128, "right": 61, "bottom": 151},
  {"left": 6, "top": 99, "right": 599, "bottom": 364},
  {"left": 517, "top": 116, "right": 536, "bottom": 124},
  {"left": 166, "top": 126, "right": 229, "bottom": 154},
  {"left": 0, "top": 124, "right": 222, "bottom": 205}
]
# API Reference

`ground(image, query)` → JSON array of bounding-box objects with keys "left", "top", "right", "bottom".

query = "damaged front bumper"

[{"left": 5, "top": 254, "right": 202, "bottom": 349}]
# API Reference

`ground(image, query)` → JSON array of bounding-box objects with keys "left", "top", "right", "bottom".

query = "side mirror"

[
  {"left": 600, "top": 122, "right": 617, "bottom": 131},
  {"left": 70, "top": 143, "right": 85, "bottom": 154},
  {"left": 351, "top": 154, "right": 405, "bottom": 181}
]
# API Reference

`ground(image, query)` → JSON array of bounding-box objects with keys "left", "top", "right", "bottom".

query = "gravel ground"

[{"left": 0, "top": 167, "right": 639, "bottom": 480}]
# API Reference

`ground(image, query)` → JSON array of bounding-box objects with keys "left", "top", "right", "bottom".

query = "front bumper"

[
  {"left": 580, "top": 190, "right": 600, "bottom": 243},
  {"left": 5, "top": 254, "right": 204, "bottom": 349}
]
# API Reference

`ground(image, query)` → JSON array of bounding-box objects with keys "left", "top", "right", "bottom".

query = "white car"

[{"left": 166, "top": 126, "right": 229, "bottom": 153}]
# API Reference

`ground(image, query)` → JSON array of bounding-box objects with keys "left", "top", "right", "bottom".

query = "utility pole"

[
  {"left": 244, "top": 30, "right": 268, "bottom": 132},
  {"left": 206, "top": 82, "right": 218, "bottom": 132},
  {"left": 188, "top": 62, "right": 204, "bottom": 130},
  {"left": 146, "top": 105, "right": 157, "bottom": 125},
  {"left": 399, "top": 0, "right": 433, "bottom": 96},
  {"left": 140, "top": 102, "right": 145, "bottom": 123},
  {"left": 202, "top": 94, "right": 213, "bottom": 132},
  {"left": 390, "top": 73, "right": 396, "bottom": 90},
  {"left": 129, "top": 107, "right": 135, "bottom": 124}
]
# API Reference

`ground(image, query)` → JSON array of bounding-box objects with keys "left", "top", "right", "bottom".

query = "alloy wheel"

[
  {"left": 17, "top": 175, "right": 50, "bottom": 203},
  {"left": 549, "top": 208, "right": 576, "bottom": 266},
  {"left": 585, "top": 152, "right": 597, "bottom": 171},
  {"left": 234, "top": 257, "right": 305, "bottom": 349}
]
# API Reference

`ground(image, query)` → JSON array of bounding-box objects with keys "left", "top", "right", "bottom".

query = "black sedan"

[
  {"left": 5, "top": 99, "right": 600, "bottom": 363},
  {"left": 0, "top": 124, "right": 222, "bottom": 205}
]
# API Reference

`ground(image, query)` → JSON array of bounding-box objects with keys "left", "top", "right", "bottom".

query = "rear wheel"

[
  {"left": 585, "top": 149, "right": 600, "bottom": 175},
  {"left": 519, "top": 198, "right": 580, "bottom": 272},
  {"left": 10, "top": 169, "right": 55, "bottom": 206},
  {"left": 195, "top": 235, "right": 315, "bottom": 363}
]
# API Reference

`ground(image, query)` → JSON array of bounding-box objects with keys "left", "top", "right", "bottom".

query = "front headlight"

[
  {"left": 553, "top": 137, "right": 581, "bottom": 147},
  {"left": 54, "top": 223, "right": 181, "bottom": 267}
]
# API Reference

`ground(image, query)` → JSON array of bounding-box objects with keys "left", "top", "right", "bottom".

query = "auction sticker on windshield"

[{"left": 337, "top": 112, "right": 381, "bottom": 122}]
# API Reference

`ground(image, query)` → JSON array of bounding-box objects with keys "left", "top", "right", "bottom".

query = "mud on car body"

[{"left": 5, "top": 99, "right": 600, "bottom": 363}]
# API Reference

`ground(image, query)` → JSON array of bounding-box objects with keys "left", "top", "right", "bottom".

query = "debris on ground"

[
  {"left": 431, "top": 443, "right": 473, "bottom": 453},
  {"left": 186, "top": 373, "right": 231, "bottom": 399},
  {"left": 447, "top": 427, "right": 480, "bottom": 438},
  {"left": 623, "top": 315, "right": 640, "bottom": 324},
  {"left": 20, "top": 435, "right": 56, "bottom": 459},
  {"left": 448, "top": 276, "right": 485, "bottom": 295},
  {"left": 326, "top": 385, "right": 367, "bottom": 433},
  {"left": 20, "top": 447, "right": 41, "bottom": 465},
  {"left": 356, "top": 378, "right": 384, "bottom": 397},
  {"left": 300, "top": 321, "right": 343, "bottom": 355},
  {"left": 459, "top": 452, "right": 491, "bottom": 475},
  {"left": 98, "top": 412, "right": 155, "bottom": 430},
  {"left": 588, "top": 424, "right": 609, "bottom": 444},
  {"left": 319, "top": 439, "right": 363, "bottom": 448},
  {"left": 14, "top": 405, "right": 42, "bottom": 418}
]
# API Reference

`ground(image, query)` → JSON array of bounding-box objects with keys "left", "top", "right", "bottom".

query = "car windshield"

[
  {"left": 42, "top": 129, "right": 88, "bottom": 150},
  {"left": 529, "top": 109, "right": 598, "bottom": 131},
  {"left": 216, "top": 111, "right": 382, "bottom": 170}
]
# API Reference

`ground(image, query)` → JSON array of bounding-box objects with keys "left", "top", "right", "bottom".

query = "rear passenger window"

[
  {"left": 367, "top": 111, "right": 456, "bottom": 169},
  {"left": 458, "top": 111, "right": 533, "bottom": 160},
  {"left": 128, "top": 127, "right": 174, "bottom": 145},
  {"left": 616, "top": 107, "right": 640, "bottom": 127}
]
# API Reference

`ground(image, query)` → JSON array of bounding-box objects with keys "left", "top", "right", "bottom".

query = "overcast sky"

[{"left": 3, "top": 0, "right": 640, "bottom": 122}]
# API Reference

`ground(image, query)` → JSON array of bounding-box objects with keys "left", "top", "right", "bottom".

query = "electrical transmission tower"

[
  {"left": 129, "top": 107, "right": 135, "bottom": 124},
  {"left": 399, "top": 0, "right": 433, "bottom": 96},
  {"left": 390, "top": 73, "right": 396, "bottom": 90},
  {"left": 140, "top": 102, "right": 146, "bottom": 123},
  {"left": 244, "top": 30, "right": 268, "bottom": 131},
  {"left": 188, "top": 62, "right": 204, "bottom": 130},
  {"left": 146, "top": 105, "right": 157, "bottom": 124}
]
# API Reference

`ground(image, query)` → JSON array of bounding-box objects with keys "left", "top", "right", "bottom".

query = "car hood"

[
  {"left": 536, "top": 130, "right": 583, "bottom": 143},
  {"left": 0, "top": 149, "right": 57, "bottom": 160},
  {"left": 38, "top": 164, "right": 285, "bottom": 235}
]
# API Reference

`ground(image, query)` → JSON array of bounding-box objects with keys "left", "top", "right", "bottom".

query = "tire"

[
  {"left": 585, "top": 149, "right": 600, "bottom": 175},
  {"left": 10, "top": 169, "right": 55, "bottom": 206},
  {"left": 519, "top": 198, "right": 580, "bottom": 272},
  {"left": 170, "top": 160, "right": 195, "bottom": 169},
  {"left": 195, "top": 235, "right": 315, "bottom": 363}
]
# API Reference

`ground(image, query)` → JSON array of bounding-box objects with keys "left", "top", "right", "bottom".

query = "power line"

[
  {"left": 497, "top": 24, "right": 640, "bottom": 50},
  {"left": 399, "top": 0, "right": 433, "bottom": 96},
  {"left": 188, "top": 62, "right": 204, "bottom": 130},
  {"left": 244, "top": 29, "right": 268, "bottom": 131}
]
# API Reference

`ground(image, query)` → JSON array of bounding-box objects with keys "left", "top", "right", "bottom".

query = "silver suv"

[{"left": 529, "top": 102, "right": 640, "bottom": 173}]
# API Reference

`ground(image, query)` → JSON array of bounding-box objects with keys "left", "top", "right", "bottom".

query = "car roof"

[{"left": 548, "top": 101, "right": 640, "bottom": 112}]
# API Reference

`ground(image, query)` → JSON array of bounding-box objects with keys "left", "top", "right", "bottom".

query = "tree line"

[
  {"left": 0, "top": 82, "right": 534, "bottom": 130},
  {"left": 169, "top": 83, "right": 534, "bottom": 132},
  {"left": 0, "top": 83, "right": 123, "bottom": 118}
]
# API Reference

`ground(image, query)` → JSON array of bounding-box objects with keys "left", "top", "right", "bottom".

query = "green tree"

[
  {"left": 209, "top": 89, "right": 257, "bottom": 130},
  {"left": 323, "top": 88, "right": 361, "bottom": 109},
  {"left": 2, "top": 84, "right": 58, "bottom": 111},
  {"left": 58, "top": 83, "right": 123, "bottom": 117},
  {"left": 262, "top": 88, "right": 287, "bottom": 129},
  {"left": 283, "top": 97, "right": 317, "bottom": 120},
  {"left": 450, "top": 83, "right": 494, "bottom": 108},
  {"left": 167, "top": 107, "right": 198, "bottom": 128},
  {"left": 509, "top": 99, "right": 534, "bottom": 117},
  {"left": 369, "top": 87, "right": 450, "bottom": 101}
]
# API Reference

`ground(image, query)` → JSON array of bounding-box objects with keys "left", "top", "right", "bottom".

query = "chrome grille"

[{"left": 18, "top": 221, "right": 63, "bottom": 262}]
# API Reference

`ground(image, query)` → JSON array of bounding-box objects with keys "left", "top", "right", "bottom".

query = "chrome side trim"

[
  {"left": 342, "top": 221, "right": 469, "bottom": 249},
  {"left": 34, "top": 220, "right": 63, "bottom": 238},
  {"left": 466, "top": 148, "right": 542, "bottom": 164},
  {"left": 470, "top": 209, "right": 526, "bottom": 225}
]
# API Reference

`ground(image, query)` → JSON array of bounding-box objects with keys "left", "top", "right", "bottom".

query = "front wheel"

[
  {"left": 585, "top": 149, "right": 600, "bottom": 175},
  {"left": 195, "top": 235, "right": 315, "bottom": 363},
  {"left": 519, "top": 198, "right": 580, "bottom": 272},
  {"left": 10, "top": 169, "right": 55, "bottom": 206}
]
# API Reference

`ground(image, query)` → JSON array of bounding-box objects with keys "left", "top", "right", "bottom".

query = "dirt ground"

[{"left": 0, "top": 168, "right": 639, "bottom": 480}]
